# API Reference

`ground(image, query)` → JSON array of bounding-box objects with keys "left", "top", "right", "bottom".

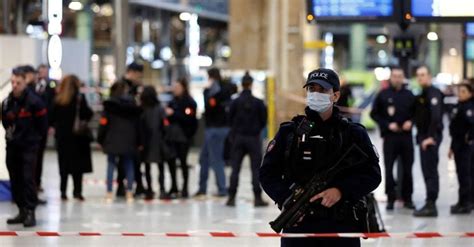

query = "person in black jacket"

[
  {"left": 98, "top": 81, "right": 141, "bottom": 203},
  {"left": 194, "top": 68, "right": 232, "bottom": 198},
  {"left": 166, "top": 78, "right": 198, "bottom": 198},
  {"left": 370, "top": 66, "right": 416, "bottom": 210},
  {"left": 117, "top": 62, "right": 145, "bottom": 197},
  {"left": 34, "top": 64, "right": 57, "bottom": 192},
  {"left": 1, "top": 67, "right": 48, "bottom": 227},
  {"left": 448, "top": 83, "right": 474, "bottom": 214},
  {"left": 413, "top": 65, "right": 444, "bottom": 217},
  {"left": 260, "top": 68, "right": 381, "bottom": 247},
  {"left": 226, "top": 72, "right": 268, "bottom": 207},
  {"left": 50, "top": 75, "right": 93, "bottom": 201},
  {"left": 139, "top": 86, "right": 177, "bottom": 200}
]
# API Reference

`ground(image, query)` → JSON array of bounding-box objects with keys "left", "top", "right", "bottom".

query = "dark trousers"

[
  {"left": 6, "top": 145, "right": 39, "bottom": 210},
  {"left": 382, "top": 134, "right": 414, "bottom": 202},
  {"left": 228, "top": 135, "right": 263, "bottom": 196},
  {"left": 175, "top": 142, "right": 190, "bottom": 192},
  {"left": 144, "top": 160, "right": 178, "bottom": 193},
  {"left": 60, "top": 173, "right": 83, "bottom": 197},
  {"left": 35, "top": 134, "right": 48, "bottom": 189},
  {"left": 419, "top": 136, "right": 442, "bottom": 202},
  {"left": 453, "top": 144, "right": 473, "bottom": 205},
  {"left": 117, "top": 155, "right": 142, "bottom": 194}
]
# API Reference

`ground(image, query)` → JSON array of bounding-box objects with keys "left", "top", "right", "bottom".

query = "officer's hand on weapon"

[
  {"left": 310, "top": 188, "right": 342, "bottom": 208},
  {"left": 402, "top": 120, "right": 412, "bottom": 131},
  {"left": 421, "top": 137, "right": 436, "bottom": 151},
  {"left": 388, "top": 122, "right": 400, "bottom": 132},
  {"left": 448, "top": 149, "right": 454, "bottom": 160}
]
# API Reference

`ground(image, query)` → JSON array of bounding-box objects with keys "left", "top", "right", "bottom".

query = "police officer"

[
  {"left": 260, "top": 68, "right": 381, "bottom": 247},
  {"left": 226, "top": 72, "right": 268, "bottom": 207},
  {"left": 1, "top": 67, "right": 48, "bottom": 227},
  {"left": 413, "top": 65, "right": 444, "bottom": 217},
  {"left": 33, "top": 65, "right": 56, "bottom": 192},
  {"left": 370, "top": 66, "right": 416, "bottom": 210},
  {"left": 448, "top": 83, "right": 474, "bottom": 214}
]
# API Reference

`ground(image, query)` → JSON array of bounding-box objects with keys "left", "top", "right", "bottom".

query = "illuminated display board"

[
  {"left": 411, "top": 0, "right": 474, "bottom": 20},
  {"left": 309, "top": 0, "right": 395, "bottom": 21}
]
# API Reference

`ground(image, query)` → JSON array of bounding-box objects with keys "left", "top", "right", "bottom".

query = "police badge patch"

[
  {"left": 266, "top": 140, "right": 276, "bottom": 153},
  {"left": 431, "top": 97, "right": 438, "bottom": 105},
  {"left": 467, "top": 110, "right": 473, "bottom": 117}
]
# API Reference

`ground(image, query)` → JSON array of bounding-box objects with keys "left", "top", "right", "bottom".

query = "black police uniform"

[
  {"left": 30, "top": 78, "right": 56, "bottom": 189},
  {"left": 260, "top": 106, "right": 381, "bottom": 247},
  {"left": 370, "top": 85, "right": 416, "bottom": 205},
  {"left": 1, "top": 89, "right": 48, "bottom": 226},
  {"left": 227, "top": 89, "right": 267, "bottom": 203},
  {"left": 414, "top": 85, "right": 444, "bottom": 206},
  {"left": 449, "top": 98, "right": 474, "bottom": 211}
]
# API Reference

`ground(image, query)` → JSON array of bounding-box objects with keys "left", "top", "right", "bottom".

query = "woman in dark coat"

[
  {"left": 139, "top": 86, "right": 177, "bottom": 200},
  {"left": 165, "top": 78, "right": 198, "bottom": 198},
  {"left": 51, "top": 75, "right": 93, "bottom": 201},
  {"left": 98, "top": 81, "right": 141, "bottom": 203}
]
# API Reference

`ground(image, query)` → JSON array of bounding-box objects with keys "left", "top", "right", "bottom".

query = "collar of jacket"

[{"left": 304, "top": 106, "right": 341, "bottom": 125}]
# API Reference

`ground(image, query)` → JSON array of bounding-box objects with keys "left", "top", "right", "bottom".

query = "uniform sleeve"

[
  {"left": 331, "top": 126, "right": 382, "bottom": 201},
  {"left": 259, "top": 126, "right": 293, "bottom": 207},
  {"left": 427, "top": 90, "right": 444, "bottom": 139},
  {"left": 228, "top": 99, "right": 237, "bottom": 124},
  {"left": 463, "top": 105, "right": 474, "bottom": 142},
  {"left": 407, "top": 91, "right": 417, "bottom": 120},
  {"left": 370, "top": 93, "right": 389, "bottom": 132}
]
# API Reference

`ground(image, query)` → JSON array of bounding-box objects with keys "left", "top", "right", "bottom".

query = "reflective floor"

[{"left": 0, "top": 129, "right": 473, "bottom": 246}]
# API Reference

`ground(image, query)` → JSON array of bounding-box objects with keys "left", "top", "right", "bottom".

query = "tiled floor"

[{"left": 0, "top": 129, "right": 473, "bottom": 246}]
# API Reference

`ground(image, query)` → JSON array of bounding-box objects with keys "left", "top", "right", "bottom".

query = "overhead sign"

[
  {"left": 308, "top": 0, "right": 395, "bottom": 21},
  {"left": 411, "top": 0, "right": 474, "bottom": 20}
]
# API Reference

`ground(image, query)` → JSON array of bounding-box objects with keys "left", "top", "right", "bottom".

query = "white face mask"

[{"left": 306, "top": 92, "right": 333, "bottom": 113}]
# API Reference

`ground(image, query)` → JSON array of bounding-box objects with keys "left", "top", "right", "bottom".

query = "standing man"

[
  {"left": 370, "top": 66, "right": 416, "bottom": 210},
  {"left": 194, "top": 68, "right": 232, "bottom": 198},
  {"left": 413, "top": 65, "right": 444, "bottom": 217},
  {"left": 33, "top": 64, "right": 56, "bottom": 192},
  {"left": 260, "top": 68, "right": 381, "bottom": 247},
  {"left": 1, "top": 67, "right": 48, "bottom": 227},
  {"left": 226, "top": 72, "right": 268, "bottom": 207},
  {"left": 119, "top": 62, "right": 145, "bottom": 197}
]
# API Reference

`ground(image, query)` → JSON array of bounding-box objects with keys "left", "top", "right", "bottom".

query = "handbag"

[{"left": 72, "top": 94, "right": 93, "bottom": 141}]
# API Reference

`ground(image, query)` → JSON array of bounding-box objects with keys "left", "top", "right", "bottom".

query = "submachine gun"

[{"left": 270, "top": 143, "right": 372, "bottom": 233}]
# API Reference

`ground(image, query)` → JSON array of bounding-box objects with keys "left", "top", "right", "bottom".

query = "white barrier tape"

[{"left": 0, "top": 231, "right": 472, "bottom": 238}]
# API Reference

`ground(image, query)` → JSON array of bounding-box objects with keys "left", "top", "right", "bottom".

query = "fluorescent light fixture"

[
  {"left": 179, "top": 12, "right": 191, "bottom": 21},
  {"left": 427, "top": 32, "right": 438, "bottom": 41},
  {"left": 68, "top": 1, "right": 83, "bottom": 11},
  {"left": 48, "top": 35, "right": 62, "bottom": 69},
  {"left": 376, "top": 35, "right": 387, "bottom": 44}
]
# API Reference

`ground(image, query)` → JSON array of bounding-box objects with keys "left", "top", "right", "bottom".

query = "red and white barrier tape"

[{"left": 0, "top": 231, "right": 472, "bottom": 238}]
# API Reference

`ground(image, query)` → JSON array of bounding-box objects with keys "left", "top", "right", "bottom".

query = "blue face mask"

[{"left": 306, "top": 92, "right": 333, "bottom": 113}]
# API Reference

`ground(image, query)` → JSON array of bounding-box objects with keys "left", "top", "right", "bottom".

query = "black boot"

[
  {"left": 6, "top": 208, "right": 26, "bottom": 224},
  {"left": 23, "top": 209, "right": 36, "bottom": 227},
  {"left": 116, "top": 182, "right": 125, "bottom": 198},
  {"left": 254, "top": 194, "right": 269, "bottom": 207},
  {"left": 226, "top": 194, "right": 236, "bottom": 207},
  {"left": 386, "top": 200, "right": 395, "bottom": 210},
  {"left": 450, "top": 202, "right": 472, "bottom": 214},
  {"left": 413, "top": 201, "right": 438, "bottom": 217},
  {"left": 403, "top": 200, "right": 415, "bottom": 210}
]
